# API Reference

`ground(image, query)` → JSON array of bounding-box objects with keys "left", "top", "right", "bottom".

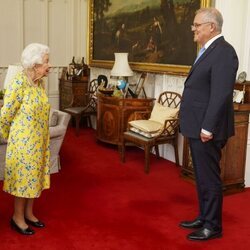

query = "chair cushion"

[
  {"left": 149, "top": 102, "right": 179, "bottom": 124},
  {"left": 49, "top": 111, "right": 59, "bottom": 127},
  {"left": 63, "top": 107, "right": 85, "bottom": 114},
  {"left": 128, "top": 102, "right": 179, "bottom": 138},
  {"left": 128, "top": 120, "right": 163, "bottom": 138},
  {"left": 129, "top": 120, "right": 162, "bottom": 133},
  {"left": 130, "top": 127, "right": 161, "bottom": 138}
]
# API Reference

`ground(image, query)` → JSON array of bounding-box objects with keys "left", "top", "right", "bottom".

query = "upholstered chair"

[{"left": 120, "top": 91, "right": 182, "bottom": 173}]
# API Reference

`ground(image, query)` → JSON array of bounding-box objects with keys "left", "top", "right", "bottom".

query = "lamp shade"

[
  {"left": 111, "top": 53, "right": 133, "bottom": 77},
  {"left": 4, "top": 64, "right": 23, "bottom": 89}
]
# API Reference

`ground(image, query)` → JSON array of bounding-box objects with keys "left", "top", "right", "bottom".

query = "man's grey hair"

[
  {"left": 21, "top": 43, "right": 50, "bottom": 69},
  {"left": 196, "top": 7, "right": 223, "bottom": 32}
]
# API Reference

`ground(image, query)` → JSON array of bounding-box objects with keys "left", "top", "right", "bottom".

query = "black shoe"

[
  {"left": 180, "top": 219, "right": 203, "bottom": 229},
  {"left": 25, "top": 218, "right": 45, "bottom": 228},
  {"left": 10, "top": 218, "right": 35, "bottom": 235},
  {"left": 187, "top": 227, "right": 222, "bottom": 241}
]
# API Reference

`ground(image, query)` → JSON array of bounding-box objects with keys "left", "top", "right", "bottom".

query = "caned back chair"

[
  {"left": 63, "top": 78, "right": 99, "bottom": 136},
  {"left": 120, "top": 91, "right": 182, "bottom": 173}
]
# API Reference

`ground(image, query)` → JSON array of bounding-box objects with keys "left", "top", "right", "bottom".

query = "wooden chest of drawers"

[{"left": 59, "top": 78, "right": 88, "bottom": 110}]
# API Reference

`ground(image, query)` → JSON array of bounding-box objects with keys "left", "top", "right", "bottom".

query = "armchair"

[
  {"left": 0, "top": 109, "right": 70, "bottom": 180},
  {"left": 120, "top": 91, "right": 182, "bottom": 173}
]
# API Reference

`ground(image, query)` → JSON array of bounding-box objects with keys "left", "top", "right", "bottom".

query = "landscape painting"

[{"left": 88, "top": 0, "right": 211, "bottom": 75}]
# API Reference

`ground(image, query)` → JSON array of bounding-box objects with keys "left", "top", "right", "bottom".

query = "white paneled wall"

[
  {"left": 0, "top": 0, "right": 250, "bottom": 185},
  {"left": 0, "top": 0, "right": 23, "bottom": 66},
  {"left": 23, "top": 0, "right": 47, "bottom": 45},
  {"left": 0, "top": 0, "right": 88, "bottom": 108}
]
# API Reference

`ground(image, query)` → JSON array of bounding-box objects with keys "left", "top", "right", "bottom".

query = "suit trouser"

[{"left": 189, "top": 138, "right": 227, "bottom": 231}]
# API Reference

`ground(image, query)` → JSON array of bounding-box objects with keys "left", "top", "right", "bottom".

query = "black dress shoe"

[
  {"left": 10, "top": 219, "right": 35, "bottom": 235},
  {"left": 187, "top": 227, "right": 222, "bottom": 241},
  {"left": 25, "top": 218, "right": 45, "bottom": 228},
  {"left": 180, "top": 219, "right": 203, "bottom": 229}
]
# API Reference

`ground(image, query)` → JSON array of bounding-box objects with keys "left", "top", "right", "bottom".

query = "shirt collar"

[{"left": 204, "top": 34, "right": 223, "bottom": 49}]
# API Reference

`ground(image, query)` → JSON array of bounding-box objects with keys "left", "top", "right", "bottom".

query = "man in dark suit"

[{"left": 179, "top": 7, "right": 238, "bottom": 241}]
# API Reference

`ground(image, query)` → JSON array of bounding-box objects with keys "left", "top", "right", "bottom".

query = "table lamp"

[
  {"left": 4, "top": 64, "right": 23, "bottom": 90},
  {"left": 111, "top": 53, "right": 133, "bottom": 96}
]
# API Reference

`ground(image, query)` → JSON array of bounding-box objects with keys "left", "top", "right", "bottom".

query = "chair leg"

[
  {"left": 155, "top": 145, "right": 160, "bottom": 158},
  {"left": 174, "top": 143, "right": 179, "bottom": 166},
  {"left": 87, "top": 116, "right": 93, "bottom": 128},
  {"left": 75, "top": 115, "right": 81, "bottom": 136},
  {"left": 69, "top": 116, "right": 74, "bottom": 127},
  {"left": 144, "top": 145, "right": 150, "bottom": 174}
]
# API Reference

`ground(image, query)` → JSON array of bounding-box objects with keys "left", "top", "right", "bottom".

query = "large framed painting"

[{"left": 88, "top": 0, "right": 211, "bottom": 75}]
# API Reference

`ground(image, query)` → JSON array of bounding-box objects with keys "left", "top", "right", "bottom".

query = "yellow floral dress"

[{"left": 0, "top": 71, "right": 50, "bottom": 198}]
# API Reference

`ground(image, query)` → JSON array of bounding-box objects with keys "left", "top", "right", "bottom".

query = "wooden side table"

[{"left": 96, "top": 95, "right": 154, "bottom": 146}]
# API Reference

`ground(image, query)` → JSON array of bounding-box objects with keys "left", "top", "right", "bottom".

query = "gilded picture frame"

[{"left": 88, "top": 0, "right": 211, "bottom": 75}]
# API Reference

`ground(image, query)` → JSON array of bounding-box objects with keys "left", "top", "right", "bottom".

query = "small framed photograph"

[
  {"left": 233, "top": 89, "right": 244, "bottom": 103},
  {"left": 133, "top": 72, "right": 147, "bottom": 97},
  {"left": 237, "top": 71, "right": 247, "bottom": 84}
]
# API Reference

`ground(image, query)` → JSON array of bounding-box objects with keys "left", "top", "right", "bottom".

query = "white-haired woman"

[{"left": 0, "top": 43, "right": 51, "bottom": 235}]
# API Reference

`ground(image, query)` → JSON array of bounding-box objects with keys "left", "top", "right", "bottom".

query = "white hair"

[
  {"left": 196, "top": 7, "right": 223, "bottom": 32},
  {"left": 21, "top": 43, "right": 50, "bottom": 69}
]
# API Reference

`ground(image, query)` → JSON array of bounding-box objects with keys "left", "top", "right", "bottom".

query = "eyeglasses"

[{"left": 191, "top": 22, "right": 212, "bottom": 30}]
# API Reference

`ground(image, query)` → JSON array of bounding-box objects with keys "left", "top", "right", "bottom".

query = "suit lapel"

[{"left": 185, "top": 37, "right": 225, "bottom": 83}]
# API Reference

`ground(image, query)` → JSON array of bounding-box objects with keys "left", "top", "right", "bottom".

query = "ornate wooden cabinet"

[
  {"left": 96, "top": 95, "right": 154, "bottom": 146},
  {"left": 59, "top": 77, "right": 89, "bottom": 111},
  {"left": 181, "top": 82, "right": 250, "bottom": 194}
]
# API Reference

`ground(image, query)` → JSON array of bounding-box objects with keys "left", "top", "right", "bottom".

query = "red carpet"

[{"left": 0, "top": 127, "right": 250, "bottom": 250}]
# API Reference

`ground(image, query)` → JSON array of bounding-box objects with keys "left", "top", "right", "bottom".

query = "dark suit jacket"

[{"left": 180, "top": 36, "right": 239, "bottom": 140}]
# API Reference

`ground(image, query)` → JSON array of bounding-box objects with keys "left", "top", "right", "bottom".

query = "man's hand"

[{"left": 200, "top": 132, "right": 213, "bottom": 142}]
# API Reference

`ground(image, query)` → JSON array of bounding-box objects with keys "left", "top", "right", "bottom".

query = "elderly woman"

[{"left": 0, "top": 43, "right": 51, "bottom": 235}]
